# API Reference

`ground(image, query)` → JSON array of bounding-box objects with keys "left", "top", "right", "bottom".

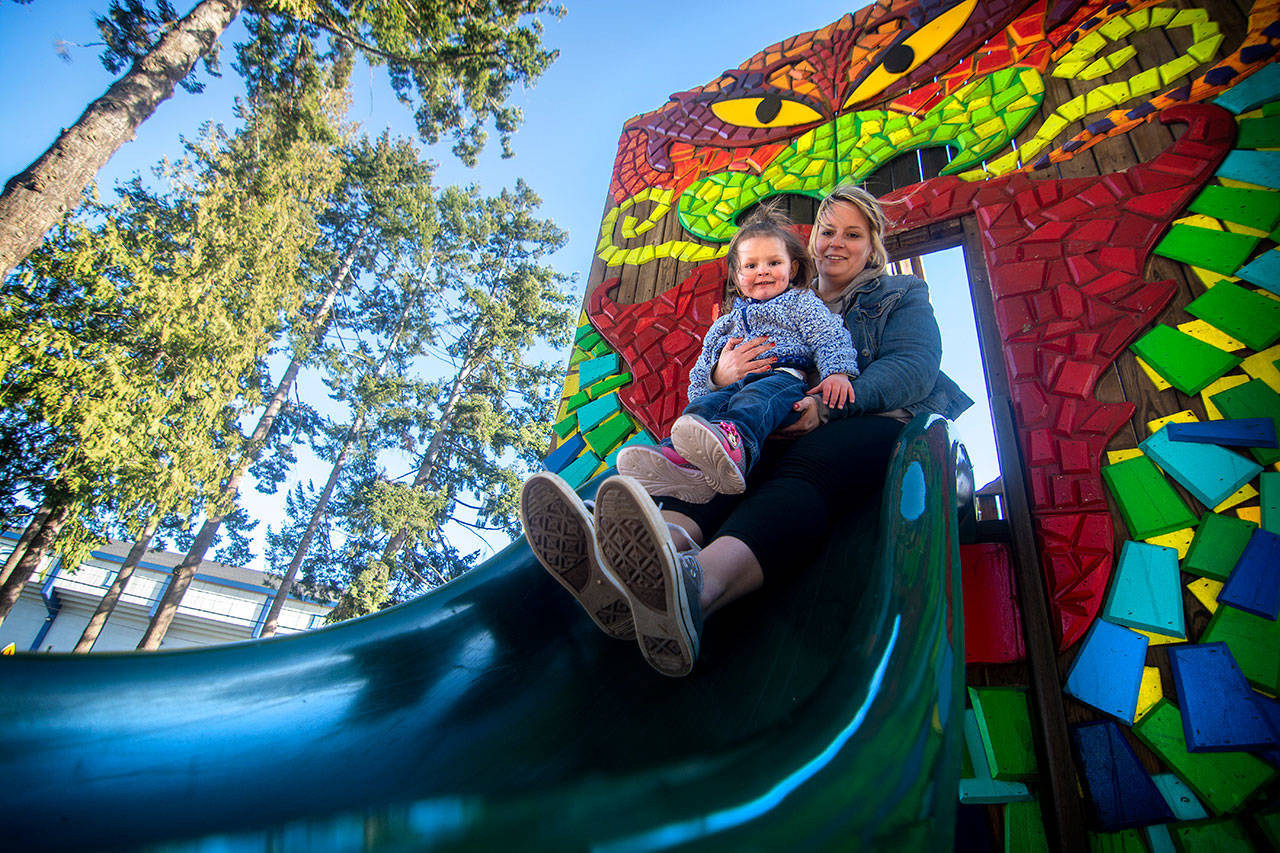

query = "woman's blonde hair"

[
  {"left": 808, "top": 185, "right": 889, "bottom": 272},
  {"left": 725, "top": 205, "right": 815, "bottom": 295}
]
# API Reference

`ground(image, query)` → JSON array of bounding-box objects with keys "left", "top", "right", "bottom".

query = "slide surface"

[{"left": 0, "top": 415, "right": 968, "bottom": 852}]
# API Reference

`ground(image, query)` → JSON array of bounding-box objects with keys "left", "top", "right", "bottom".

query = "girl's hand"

[
  {"left": 808, "top": 374, "right": 854, "bottom": 409},
  {"left": 712, "top": 335, "right": 776, "bottom": 386},
  {"left": 776, "top": 395, "right": 822, "bottom": 438}
]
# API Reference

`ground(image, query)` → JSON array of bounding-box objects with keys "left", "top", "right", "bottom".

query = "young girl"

[{"left": 617, "top": 210, "right": 859, "bottom": 502}]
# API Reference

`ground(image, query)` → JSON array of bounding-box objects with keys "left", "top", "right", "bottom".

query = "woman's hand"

[
  {"left": 775, "top": 395, "right": 823, "bottom": 438},
  {"left": 712, "top": 335, "right": 776, "bottom": 386}
]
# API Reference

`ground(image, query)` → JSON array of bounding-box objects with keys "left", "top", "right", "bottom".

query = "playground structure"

[
  {"left": 545, "top": 0, "right": 1280, "bottom": 847},
  {"left": 2, "top": 0, "right": 1279, "bottom": 849}
]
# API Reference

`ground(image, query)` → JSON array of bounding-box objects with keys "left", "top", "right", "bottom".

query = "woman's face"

[{"left": 813, "top": 202, "right": 874, "bottom": 287}]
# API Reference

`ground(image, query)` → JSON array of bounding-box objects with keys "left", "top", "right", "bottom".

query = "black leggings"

[{"left": 657, "top": 415, "right": 906, "bottom": 576}]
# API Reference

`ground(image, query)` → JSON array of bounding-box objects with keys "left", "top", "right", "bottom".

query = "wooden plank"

[{"left": 962, "top": 218, "right": 1087, "bottom": 852}]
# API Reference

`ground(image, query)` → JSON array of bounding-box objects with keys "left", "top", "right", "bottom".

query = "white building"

[{"left": 0, "top": 532, "right": 334, "bottom": 653}]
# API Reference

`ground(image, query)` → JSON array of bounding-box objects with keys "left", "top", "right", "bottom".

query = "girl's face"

[
  {"left": 735, "top": 235, "right": 798, "bottom": 301},
  {"left": 813, "top": 202, "right": 874, "bottom": 286}
]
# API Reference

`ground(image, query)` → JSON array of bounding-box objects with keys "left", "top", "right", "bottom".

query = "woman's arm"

[
  {"left": 831, "top": 278, "right": 942, "bottom": 418},
  {"left": 686, "top": 316, "right": 737, "bottom": 400}
]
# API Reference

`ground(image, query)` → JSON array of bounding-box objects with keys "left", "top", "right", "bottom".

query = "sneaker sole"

[
  {"left": 615, "top": 445, "right": 717, "bottom": 504},
  {"left": 520, "top": 472, "right": 635, "bottom": 640},
  {"left": 594, "top": 476, "right": 699, "bottom": 677},
  {"left": 670, "top": 416, "right": 747, "bottom": 495}
]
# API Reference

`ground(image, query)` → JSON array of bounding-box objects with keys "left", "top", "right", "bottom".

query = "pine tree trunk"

[
  {"left": 272, "top": 286, "right": 415, "bottom": 631},
  {"left": 0, "top": 501, "right": 74, "bottom": 625},
  {"left": 258, "top": 439, "right": 352, "bottom": 637},
  {"left": 0, "top": 504, "right": 52, "bottom": 587},
  {"left": 0, "top": 0, "right": 248, "bottom": 281},
  {"left": 73, "top": 516, "right": 159, "bottom": 653},
  {"left": 136, "top": 236, "right": 361, "bottom": 649}
]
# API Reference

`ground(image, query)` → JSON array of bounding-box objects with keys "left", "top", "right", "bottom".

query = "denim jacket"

[{"left": 830, "top": 273, "right": 974, "bottom": 421}]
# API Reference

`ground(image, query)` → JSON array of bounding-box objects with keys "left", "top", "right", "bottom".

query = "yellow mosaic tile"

[
  {"left": 1147, "top": 410, "right": 1198, "bottom": 434},
  {"left": 1145, "top": 527, "right": 1195, "bottom": 559},
  {"left": 1177, "top": 319, "right": 1245, "bottom": 352},
  {"left": 1107, "top": 448, "right": 1145, "bottom": 465},
  {"left": 1136, "top": 667, "right": 1163, "bottom": 721},
  {"left": 1200, "top": 374, "right": 1251, "bottom": 419},
  {"left": 1187, "top": 577, "right": 1224, "bottom": 613}
]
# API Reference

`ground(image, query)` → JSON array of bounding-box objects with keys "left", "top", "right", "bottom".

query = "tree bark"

[
  {"left": 0, "top": 0, "right": 248, "bottom": 280},
  {"left": 0, "top": 504, "right": 52, "bottom": 587},
  {"left": 0, "top": 501, "right": 74, "bottom": 625},
  {"left": 137, "top": 232, "right": 361, "bottom": 649},
  {"left": 73, "top": 515, "right": 159, "bottom": 652}
]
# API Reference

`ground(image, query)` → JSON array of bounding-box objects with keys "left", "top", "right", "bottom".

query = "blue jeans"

[{"left": 676, "top": 371, "right": 804, "bottom": 472}]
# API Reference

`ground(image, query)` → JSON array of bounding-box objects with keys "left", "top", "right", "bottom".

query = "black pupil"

[
  {"left": 883, "top": 43, "right": 915, "bottom": 74},
  {"left": 755, "top": 94, "right": 783, "bottom": 123}
]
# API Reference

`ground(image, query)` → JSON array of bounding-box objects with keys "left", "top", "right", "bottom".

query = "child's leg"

[
  {"left": 614, "top": 385, "right": 739, "bottom": 503},
  {"left": 670, "top": 373, "right": 805, "bottom": 495}
]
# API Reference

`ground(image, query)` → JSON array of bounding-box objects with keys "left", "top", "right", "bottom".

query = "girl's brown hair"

[{"left": 725, "top": 205, "right": 815, "bottom": 296}]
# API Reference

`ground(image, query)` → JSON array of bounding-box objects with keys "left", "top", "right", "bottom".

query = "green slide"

[{"left": 0, "top": 415, "right": 969, "bottom": 851}]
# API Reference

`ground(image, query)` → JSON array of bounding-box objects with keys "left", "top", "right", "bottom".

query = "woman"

[{"left": 521, "top": 185, "right": 972, "bottom": 677}]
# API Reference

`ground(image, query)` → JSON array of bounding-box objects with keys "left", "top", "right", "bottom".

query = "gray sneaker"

[
  {"left": 520, "top": 471, "right": 635, "bottom": 640},
  {"left": 594, "top": 475, "right": 704, "bottom": 677}
]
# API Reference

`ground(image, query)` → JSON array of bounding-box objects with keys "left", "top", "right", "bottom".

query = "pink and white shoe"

[
  {"left": 670, "top": 414, "right": 748, "bottom": 495},
  {"left": 615, "top": 444, "right": 717, "bottom": 503}
]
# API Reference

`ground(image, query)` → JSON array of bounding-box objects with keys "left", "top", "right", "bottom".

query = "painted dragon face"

[{"left": 549, "top": 0, "right": 1280, "bottom": 653}]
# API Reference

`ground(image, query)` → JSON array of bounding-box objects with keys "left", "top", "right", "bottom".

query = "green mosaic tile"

[
  {"left": 569, "top": 348, "right": 589, "bottom": 366},
  {"left": 1263, "top": 471, "right": 1279, "bottom": 534},
  {"left": 1236, "top": 115, "right": 1280, "bottom": 150},
  {"left": 1189, "top": 186, "right": 1280, "bottom": 232},
  {"left": 1186, "top": 281, "right": 1280, "bottom": 351},
  {"left": 1004, "top": 800, "right": 1048, "bottom": 853},
  {"left": 1184, "top": 512, "right": 1259, "bottom": 581},
  {"left": 1171, "top": 817, "right": 1253, "bottom": 852},
  {"left": 583, "top": 411, "right": 633, "bottom": 458},
  {"left": 590, "top": 338, "right": 613, "bottom": 357},
  {"left": 563, "top": 389, "right": 590, "bottom": 414},
  {"left": 1130, "top": 325, "right": 1242, "bottom": 395},
  {"left": 1102, "top": 455, "right": 1199, "bottom": 539},
  {"left": 1259, "top": 808, "right": 1280, "bottom": 848},
  {"left": 1087, "top": 829, "right": 1145, "bottom": 852},
  {"left": 1200, "top": 604, "right": 1280, "bottom": 694},
  {"left": 552, "top": 411, "right": 578, "bottom": 439},
  {"left": 1209, "top": 379, "right": 1280, "bottom": 466},
  {"left": 576, "top": 331, "right": 601, "bottom": 352},
  {"left": 969, "top": 687, "right": 1038, "bottom": 781},
  {"left": 603, "top": 429, "right": 656, "bottom": 469},
  {"left": 1154, "top": 224, "right": 1261, "bottom": 276},
  {"left": 1131, "top": 700, "right": 1277, "bottom": 815},
  {"left": 585, "top": 372, "right": 631, "bottom": 401}
]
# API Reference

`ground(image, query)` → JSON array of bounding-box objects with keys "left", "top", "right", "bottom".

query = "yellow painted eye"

[
  {"left": 843, "top": 0, "right": 979, "bottom": 108},
  {"left": 710, "top": 95, "right": 824, "bottom": 128}
]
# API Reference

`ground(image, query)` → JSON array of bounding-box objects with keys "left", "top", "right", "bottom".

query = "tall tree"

[
  {"left": 0, "top": 0, "right": 561, "bottom": 281},
  {"left": 0, "top": 47, "right": 346, "bottom": 627},
  {"left": 137, "top": 131, "right": 438, "bottom": 648},
  {"left": 327, "top": 180, "right": 574, "bottom": 621}
]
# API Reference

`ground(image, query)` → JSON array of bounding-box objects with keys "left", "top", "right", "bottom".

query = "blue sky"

[{"left": 1, "top": 1, "right": 999, "bottom": 565}]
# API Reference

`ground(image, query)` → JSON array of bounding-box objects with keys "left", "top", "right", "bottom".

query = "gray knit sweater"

[{"left": 687, "top": 288, "right": 860, "bottom": 401}]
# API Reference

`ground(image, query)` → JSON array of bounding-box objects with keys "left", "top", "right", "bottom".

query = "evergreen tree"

[
  {"left": 0, "top": 44, "right": 346, "bottom": 628},
  {"left": 0, "top": 0, "right": 562, "bottom": 281},
  {"left": 327, "top": 180, "right": 574, "bottom": 621}
]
